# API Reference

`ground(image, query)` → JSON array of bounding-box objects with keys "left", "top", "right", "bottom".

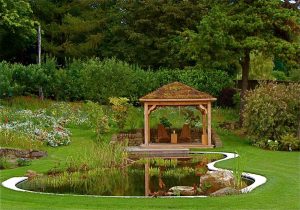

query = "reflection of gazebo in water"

[{"left": 139, "top": 82, "right": 217, "bottom": 148}]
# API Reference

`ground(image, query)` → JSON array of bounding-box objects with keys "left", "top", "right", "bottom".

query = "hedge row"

[{"left": 0, "top": 58, "right": 233, "bottom": 103}]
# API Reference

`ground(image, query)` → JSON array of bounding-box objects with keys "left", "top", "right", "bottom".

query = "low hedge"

[{"left": 0, "top": 58, "right": 233, "bottom": 103}]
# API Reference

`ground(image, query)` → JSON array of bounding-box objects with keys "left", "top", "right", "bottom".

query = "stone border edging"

[{"left": 1, "top": 152, "right": 267, "bottom": 198}]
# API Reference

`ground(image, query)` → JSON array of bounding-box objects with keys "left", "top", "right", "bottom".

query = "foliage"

[
  {"left": 0, "top": 157, "right": 13, "bottom": 169},
  {"left": 159, "top": 117, "right": 172, "bottom": 128},
  {"left": 289, "top": 68, "right": 300, "bottom": 82},
  {"left": 29, "top": 0, "right": 205, "bottom": 68},
  {"left": 17, "top": 158, "right": 31, "bottom": 167},
  {"left": 81, "top": 101, "right": 110, "bottom": 139},
  {"left": 0, "top": 96, "right": 52, "bottom": 110},
  {"left": 125, "top": 107, "right": 143, "bottom": 131},
  {"left": 0, "top": 61, "right": 24, "bottom": 98},
  {"left": 232, "top": 153, "right": 246, "bottom": 190},
  {"left": 243, "top": 82, "right": 300, "bottom": 150},
  {"left": 80, "top": 58, "right": 137, "bottom": 103},
  {"left": 181, "top": 0, "right": 299, "bottom": 73},
  {"left": 109, "top": 97, "right": 130, "bottom": 131},
  {"left": 279, "top": 133, "right": 300, "bottom": 151},
  {"left": 19, "top": 141, "right": 129, "bottom": 195},
  {"left": 0, "top": 0, "right": 38, "bottom": 62},
  {"left": 181, "top": 107, "right": 200, "bottom": 128},
  {"left": 0, "top": 59, "right": 232, "bottom": 102},
  {"left": 272, "top": 71, "right": 288, "bottom": 81},
  {"left": 180, "top": 0, "right": 300, "bottom": 122},
  {"left": 0, "top": 130, "right": 43, "bottom": 150},
  {"left": 249, "top": 51, "right": 274, "bottom": 80},
  {"left": 0, "top": 105, "right": 71, "bottom": 147},
  {"left": 178, "top": 67, "right": 234, "bottom": 97},
  {"left": 267, "top": 140, "right": 279, "bottom": 151}
]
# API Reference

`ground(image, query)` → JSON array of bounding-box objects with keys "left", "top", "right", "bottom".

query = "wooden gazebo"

[{"left": 139, "top": 82, "right": 217, "bottom": 148}]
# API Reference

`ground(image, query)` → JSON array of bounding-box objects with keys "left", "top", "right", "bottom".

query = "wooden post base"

[{"left": 202, "top": 134, "right": 208, "bottom": 145}]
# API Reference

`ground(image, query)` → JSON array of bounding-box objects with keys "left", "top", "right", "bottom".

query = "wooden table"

[{"left": 171, "top": 133, "right": 178, "bottom": 144}]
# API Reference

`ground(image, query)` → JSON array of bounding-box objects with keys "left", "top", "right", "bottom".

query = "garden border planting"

[{"left": 2, "top": 152, "right": 267, "bottom": 198}]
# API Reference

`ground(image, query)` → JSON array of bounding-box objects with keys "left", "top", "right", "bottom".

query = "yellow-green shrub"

[{"left": 243, "top": 82, "right": 300, "bottom": 150}]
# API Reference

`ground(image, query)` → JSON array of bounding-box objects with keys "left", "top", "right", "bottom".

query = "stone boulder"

[
  {"left": 168, "top": 186, "right": 196, "bottom": 196},
  {"left": 200, "top": 170, "right": 235, "bottom": 194},
  {"left": 30, "top": 150, "right": 47, "bottom": 159},
  {"left": 211, "top": 187, "right": 240, "bottom": 196}
]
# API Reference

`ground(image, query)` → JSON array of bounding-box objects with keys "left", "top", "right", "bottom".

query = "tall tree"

[
  {"left": 30, "top": 0, "right": 205, "bottom": 68},
  {"left": 99, "top": 0, "right": 205, "bottom": 69},
  {"left": 29, "top": 0, "right": 114, "bottom": 64},
  {"left": 0, "top": 0, "right": 37, "bottom": 62},
  {"left": 180, "top": 0, "right": 300, "bottom": 124}
]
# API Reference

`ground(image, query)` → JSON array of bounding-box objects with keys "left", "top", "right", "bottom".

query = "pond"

[{"left": 17, "top": 153, "right": 253, "bottom": 196}]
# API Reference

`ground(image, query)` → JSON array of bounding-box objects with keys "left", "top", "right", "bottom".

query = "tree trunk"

[{"left": 239, "top": 49, "right": 250, "bottom": 126}]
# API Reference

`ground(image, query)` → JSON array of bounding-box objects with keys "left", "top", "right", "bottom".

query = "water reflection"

[{"left": 19, "top": 154, "right": 235, "bottom": 196}]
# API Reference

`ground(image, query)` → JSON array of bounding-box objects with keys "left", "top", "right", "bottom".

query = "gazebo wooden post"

[
  {"left": 199, "top": 104, "right": 208, "bottom": 145},
  {"left": 208, "top": 102, "right": 212, "bottom": 146},
  {"left": 144, "top": 103, "right": 149, "bottom": 146},
  {"left": 202, "top": 109, "right": 207, "bottom": 145}
]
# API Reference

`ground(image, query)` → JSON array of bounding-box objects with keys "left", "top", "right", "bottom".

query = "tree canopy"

[
  {"left": 1, "top": 0, "right": 299, "bottom": 73},
  {"left": 179, "top": 0, "right": 299, "bottom": 122},
  {"left": 0, "top": 0, "right": 37, "bottom": 62}
]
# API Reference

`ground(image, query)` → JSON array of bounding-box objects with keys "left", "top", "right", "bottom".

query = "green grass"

[
  {"left": 1, "top": 128, "right": 299, "bottom": 210},
  {"left": 1, "top": 104, "right": 300, "bottom": 210}
]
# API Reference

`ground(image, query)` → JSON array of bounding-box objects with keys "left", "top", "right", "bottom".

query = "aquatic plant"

[{"left": 233, "top": 153, "right": 245, "bottom": 189}]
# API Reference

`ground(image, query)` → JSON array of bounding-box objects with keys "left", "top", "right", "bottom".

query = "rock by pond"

[
  {"left": 168, "top": 186, "right": 196, "bottom": 196},
  {"left": 200, "top": 170, "right": 235, "bottom": 194},
  {"left": 211, "top": 187, "right": 240, "bottom": 196}
]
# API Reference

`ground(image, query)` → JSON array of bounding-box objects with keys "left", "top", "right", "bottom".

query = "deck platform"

[
  {"left": 126, "top": 143, "right": 214, "bottom": 157},
  {"left": 126, "top": 147, "right": 189, "bottom": 157},
  {"left": 140, "top": 143, "right": 214, "bottom": 149}
]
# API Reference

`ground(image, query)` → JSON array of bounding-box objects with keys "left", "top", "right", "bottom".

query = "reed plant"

[
  {"left": 232, "top": 152, "right": 245, "bottom": 189},
  {"left": 0, "top": 130, "right": 44, "bottom": 150},
  {"left": 20, "top": 141, "right": 129, "bottom": 195}
]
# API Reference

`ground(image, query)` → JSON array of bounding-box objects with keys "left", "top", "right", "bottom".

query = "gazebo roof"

[{"left": 140, "top": 82, "right": 216, "bottom": 102}]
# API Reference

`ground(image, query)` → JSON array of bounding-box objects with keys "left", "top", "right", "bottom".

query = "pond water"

[{"left": 17, "top": 154, "right": 252, "bottom": 196}]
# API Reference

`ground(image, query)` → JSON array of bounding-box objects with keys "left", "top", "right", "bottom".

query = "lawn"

[{"left": 1, "top": 125, "right": 300, "bottom": 210}]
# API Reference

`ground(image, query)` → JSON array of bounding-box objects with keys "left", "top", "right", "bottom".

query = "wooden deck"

[{"left": 140, "top": 143, "right": 214, "bottom": 149}]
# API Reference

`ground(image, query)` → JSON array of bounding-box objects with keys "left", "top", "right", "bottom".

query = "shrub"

[
  {"left": 0, "top": 61, "right": 24, "bottom": 98},
  {"left": 279, "top": 134, "right": 299, "bottom": 151},
  {"left": 267, "top": 140, "right": 279, "bottom": 151},
  {"left": 109, "top": 97, "right": 130, "bottom": 130},
  {"left": 0, "top": 157, "right": 13, "bottom": 169},
  {"left": 178, "top": 67, "right": 234, "bottom": 98},
  {"left": 272, "top": 71, "right": 288, "bottom": 81},
  {"left": 243, "top": 82, "right": 300, "bottom": 150},
  {"left": 17, "top": 158, "right": 32, "bottom": 167},
  {"left": 81, "top": 101, "right": 110, "bottom": 138},
  {"left": 159, "top": 116, "right": 173, "bottom": 128},
  {"left": 81, "top": 58, "right": 142, "bottom": 103},
  {"left": 289, "top": 68, "right": 300, "bottom": 82},
  {"left": 0, "top": 58, "right": 233, "bottom": 103}
]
